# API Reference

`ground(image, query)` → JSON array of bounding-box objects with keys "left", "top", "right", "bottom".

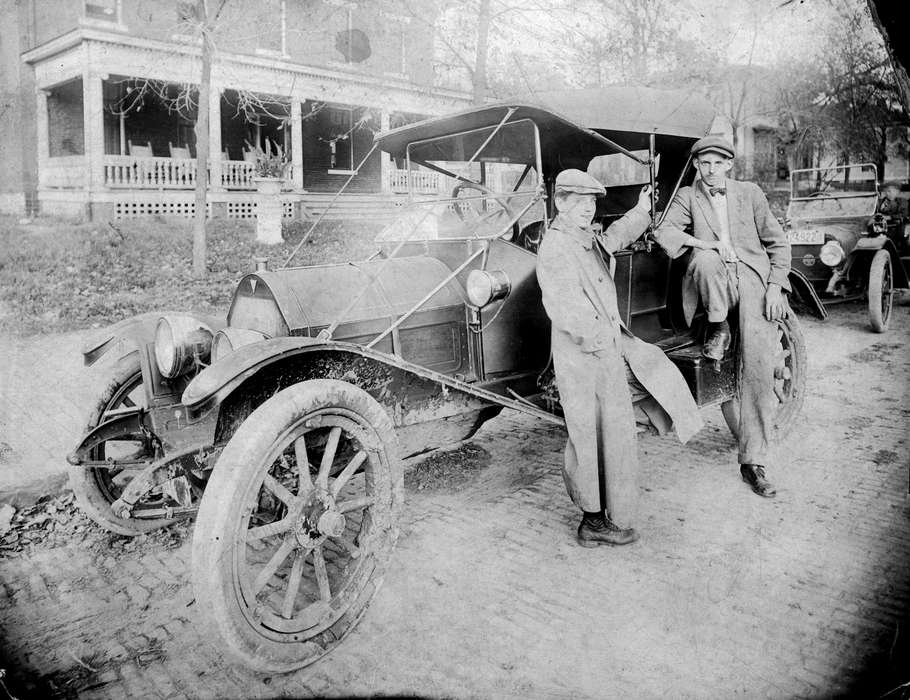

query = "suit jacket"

[{"left": 653, "top": 179, "right": 791, "bottom": 318}]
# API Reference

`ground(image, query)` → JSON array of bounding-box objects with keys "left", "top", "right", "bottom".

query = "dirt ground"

[{"left": 0, "top": 298, "right": 909, "bottom": 699}]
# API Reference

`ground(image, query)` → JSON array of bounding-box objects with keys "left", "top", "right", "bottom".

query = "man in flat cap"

[
  {"left": 651, "top": 135, "right": 791, "bottom": 498},
  {"left": 537, "top": 169, "right": 703, "bottom": 547}
]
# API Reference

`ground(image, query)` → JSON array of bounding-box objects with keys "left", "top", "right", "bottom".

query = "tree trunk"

[
  {"left": 473, "top": 0, "right": 491, "bottom": 105},
  {"left": 192, "top": 0, "right": 212, "bottom": 278}
]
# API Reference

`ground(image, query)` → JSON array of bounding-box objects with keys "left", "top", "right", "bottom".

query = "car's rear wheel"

[
  {"left": 867, "top": 249, "right": 893, "bottom": 333},
  {"left": 70, "top": 353, "right": 176, "bottom": 535},
  {"left": 721, "top": 315, "right": 807, "bottom": 442},
  {"left": 192, "top": 379, "right": 402, "bottom": 672}
]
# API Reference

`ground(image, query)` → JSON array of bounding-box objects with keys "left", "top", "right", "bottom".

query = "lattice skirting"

[{"left": 114, "top": 199, "right": 298, "bottom": 220}]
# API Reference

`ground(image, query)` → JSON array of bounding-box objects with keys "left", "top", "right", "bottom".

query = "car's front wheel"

[
  {"left": 70, "top": 352, "right": 177, "bottom": 535},
  {"left": 867, "top": 248, "right": 893, "bottom": 333},
  {"left": 191, "top": 379, "right": 402, "bottom": 672},
  {"left": 721, "top": 314, "right": 807, "bottom": 442}
]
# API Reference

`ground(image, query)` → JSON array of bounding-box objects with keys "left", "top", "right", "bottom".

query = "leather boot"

[
  {"left": 577, "top": 513, "right": 639, "bottom": 547},
  {"left": 703, "top": 319, "right": 731, "bottom": 361},
  {"left": 740, "top": 464, "right": 777, "bottom": 498}
]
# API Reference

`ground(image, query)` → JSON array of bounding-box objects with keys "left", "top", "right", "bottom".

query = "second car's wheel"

[
  {"left": 721, "top": 314, "right": 807, "bottom": 442},
  {"left": 868, "top": 249, "right": 893, "bottom": 333},
  {"left": 70, "top": 352, "right": 176, "bottom": 535},
  {"left": 192, "top": 379, "right": 402, "bottom": 672}
]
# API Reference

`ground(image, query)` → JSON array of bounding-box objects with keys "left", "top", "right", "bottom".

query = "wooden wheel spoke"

[
  {"left": 331, "top": 450, "right": 367, "bottom": 498},
  {"left": 247, "top": 517, "right": 293, "bottom": 542},
  {"left": 252, "top": 539, "right": 295, "bottom": 597},
  {"left": 281, "top": 551, "right": 306, "bottom": 619},
  {"left": 122, "top": 396, "right": 136, "bottom": 408},
  {"left": 337, "top": 495, "right": 375, "bottom": 514},
  {"left": 337, "top": 537, "right": 361, "bottom": 559},
  {"left": 312, "top": 545, "right": 332, "bottom": 601},
  {"left": 294, "top": 436, "right": 314, "bottom": 496},
  {"left": 316, "top": 426, "right": 342, "bottom": 489},
  {"left": 263, "top": 473, "right": 296, "bottom": 506}
]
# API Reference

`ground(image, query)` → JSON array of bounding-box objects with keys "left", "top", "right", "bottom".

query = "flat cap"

[
  {"left": 882, "top": 180, "right": 902, "bottom": 189},
  {"left": 691, "top": 135, "right": 735, "bottom": 159},
  {"left": 554, "top": 168, "right": 606, "bottom": 196}
]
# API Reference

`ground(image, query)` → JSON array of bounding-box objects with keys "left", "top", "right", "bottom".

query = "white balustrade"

[
  {"left": 389, "top": 168, "right": 443, "bottom": 194},
  {"left": 221, "top": 160, "right": 256, "bottom": 189},
  {"left": 104, "top": 155, "right": 198, "bottom": 189}
]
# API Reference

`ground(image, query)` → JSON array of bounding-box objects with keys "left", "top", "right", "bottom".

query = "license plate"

[{"left": 787, "top": 228, "right": 824, "bottom": 244}]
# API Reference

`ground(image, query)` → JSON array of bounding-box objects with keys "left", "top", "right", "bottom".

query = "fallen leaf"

[{"left": 0, "top": 504, "right": 15, "bottom": 535}]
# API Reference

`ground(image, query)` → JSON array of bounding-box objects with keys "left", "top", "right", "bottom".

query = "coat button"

[{"left": 598, "top": 276, "right": 603, "bottom": 282}]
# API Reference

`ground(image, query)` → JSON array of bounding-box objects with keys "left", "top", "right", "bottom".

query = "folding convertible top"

[{"left": 375, "top": 86, "right": 716, "bottom": 162}]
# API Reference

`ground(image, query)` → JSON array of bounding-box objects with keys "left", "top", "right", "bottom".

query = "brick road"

[{"left": 1, "top": 300, "right": 909, "bottom": 699}]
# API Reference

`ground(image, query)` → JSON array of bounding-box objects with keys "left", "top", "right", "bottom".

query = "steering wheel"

[{"left": 452, "top": 181, "right": 520, "bottom": 239}]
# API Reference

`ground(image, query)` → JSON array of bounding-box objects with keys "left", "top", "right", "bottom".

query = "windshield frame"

[
  {"left": 789, "top": 163, "right": 879, "bottom": 201},
  {"left": 403, "top": 117, "right": 545, "bottom": 198}
]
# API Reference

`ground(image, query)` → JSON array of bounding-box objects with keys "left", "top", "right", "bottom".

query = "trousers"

[{"left": 688, "top": 249, "right": 779, "bottom": 464}]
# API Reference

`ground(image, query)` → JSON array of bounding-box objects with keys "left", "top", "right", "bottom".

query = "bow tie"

[{"left": 709, "top": 186, "right": 726, "bottom": 197}]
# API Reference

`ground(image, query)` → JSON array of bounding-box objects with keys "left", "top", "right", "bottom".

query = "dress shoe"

[
  {"left": 577, "top": 514, "right": 639, "bottom": 547},
  {"left": 703, "top": 320, "right": 731, "bottom": 361},
  {"left": 740, "top": 463, "right": 777, "bottom": 498}
]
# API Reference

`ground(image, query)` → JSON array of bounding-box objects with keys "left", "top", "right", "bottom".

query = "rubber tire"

[
  {"left": 70, "top": 352, "right": 175, "bottom": 535},
  {"left": 721, "top": 314, "right": 807, "bottom": 442},
  {"left": 868, "top": 249, "right": 893, "bottom": 333},
  {"left": 191, "top": 379, "right": 402, "bottom": 672}
]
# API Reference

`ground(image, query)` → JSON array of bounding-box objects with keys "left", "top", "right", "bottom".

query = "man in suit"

[
  {"left": 652, "top": 136, "right": 791, "bottom": 498},
  {"left": 537, "top": 169, "right": 703, "bottom": 547}
]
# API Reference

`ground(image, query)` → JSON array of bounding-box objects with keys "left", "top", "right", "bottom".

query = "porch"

[{"left": 23, "top": 30, "right": 469, "bottom": 221}]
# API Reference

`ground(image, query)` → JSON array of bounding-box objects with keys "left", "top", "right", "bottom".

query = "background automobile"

[
  {"left": 785, "top": 163, "right": 909, "bottom": 331},
  {"left": 67, "top": 88, "right": 807, "bottom": 671}
]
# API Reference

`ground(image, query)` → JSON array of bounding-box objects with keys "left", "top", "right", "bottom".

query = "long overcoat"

[
  {"left": 537, "top": 210, "right": 703, "bottom": 524},
  {"left": 652, "top": 178, "right": 792, "bottom": 464}
]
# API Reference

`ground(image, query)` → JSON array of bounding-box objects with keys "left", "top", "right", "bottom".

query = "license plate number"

[{"left": 787, "top": 229, "right": 824, "bottom": 244}]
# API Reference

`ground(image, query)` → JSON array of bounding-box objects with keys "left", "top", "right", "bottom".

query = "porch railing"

[
  {"left": 102, "top": 156, "right": 292, "bottom": 190},
  {"left": 105, "top": 155, "right": 198, "bottom": 189},
  {"left": 388, "top": 169, "right": 445, "bottom": 194},
  {"left": 221, "top": 160, "right": 256, "bottom": 189}
]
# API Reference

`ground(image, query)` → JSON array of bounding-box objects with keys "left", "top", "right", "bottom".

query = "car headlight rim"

[
  {"left": 466, "top": 269, "right": 511, "bottom": 308},
  {"left": 154, "top": 315, "right": 213, "bottom": 379},
  {"left": 211, "top": 327, "right": 268, "bottom": 362},
  {"left": 819, "top": 240, "right": 845, "bottom": 267}
]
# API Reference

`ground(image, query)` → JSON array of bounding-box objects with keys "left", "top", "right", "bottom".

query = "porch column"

[
  {"left": 35, "top": 89, "right": 49, "bottom": 189},
  {"left": 208, "top": 83, "right": 224, "bottom": 192},
  {"left": 379, "top": 110, "right": 391, "bottom": 194},
  {"left": 83, "top": 72, "right": 105, "bottom": 191},
  {"left": 290, "top": 100, "right": 304, "bottom": 191}
]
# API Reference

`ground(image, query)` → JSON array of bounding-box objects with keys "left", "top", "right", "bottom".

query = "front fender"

[
  {"left": 66, "top": 407, "right": 146, "bottom": 464},
  {"left": 82, "top": 311, "right": 225, "bottom": 367},
  {"left": 787, "top": 269, "right": 828, "bottom": 320},
  {"left": 850, "top": 236, "right": 909, "bottom": 288},
  {"left": 182, "top": 337, "right": 562, "bottom": 426}
]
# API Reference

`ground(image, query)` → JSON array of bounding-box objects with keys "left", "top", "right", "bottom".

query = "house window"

[
  {"left": 83, "top": 0, "right": 121, "bottom": 24},
  {"left": 255, "top": 0, "right": 287, "bottom": 57}
]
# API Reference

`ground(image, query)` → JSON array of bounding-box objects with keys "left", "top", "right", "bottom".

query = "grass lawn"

[{"left": 0, "top": 216, "right": 382, "bottom": 336}]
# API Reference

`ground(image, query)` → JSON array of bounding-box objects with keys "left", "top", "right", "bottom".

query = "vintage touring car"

[
  {"left": 785, "top": 163, "right": 909, "bottom": 331},
  {"left": 68, "top": 87, "right": 807, "bottom": 671}
]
